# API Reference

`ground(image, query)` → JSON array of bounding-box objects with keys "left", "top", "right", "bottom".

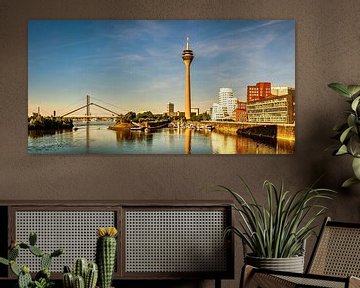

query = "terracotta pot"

[{"left": 245, "top": 254, "right": 305, "bottom": 273}]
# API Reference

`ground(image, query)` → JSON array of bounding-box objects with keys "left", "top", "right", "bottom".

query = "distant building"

[
  {"left": 211, "top": 88, "right": 238, "bottom": 121},
  {"left": 246, "top": 90, "right": 295, "bottom": 124},
  {"left": 167, "top": 102, "right": 174, "bottom": 113},
  {"left": 191, "top": 108, "right": 200, "bottom": 116},
  {"left": 167, "top": 102, "right": 175, "bottom": 117},
  {"left": 235, "top": 101, "right": 247, "bottom": 122},
  {"left": 271, "top": 86, "right": 295, "bottom": 96},
  {"left": 176, "top": 111, "right": 185, "bottom": 118},
  {"left": 247, "top": 82, "right": 271, "bottom": 102}
]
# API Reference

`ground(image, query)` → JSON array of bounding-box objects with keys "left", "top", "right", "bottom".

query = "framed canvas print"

[{"left": 28, "top": 20, "right": 295, "bottom": 154}]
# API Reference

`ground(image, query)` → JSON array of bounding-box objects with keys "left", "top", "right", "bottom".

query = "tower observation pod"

[{"left": 182, "top": 37, "right": 194, "bottom": 120}]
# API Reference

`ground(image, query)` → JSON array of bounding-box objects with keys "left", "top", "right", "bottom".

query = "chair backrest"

[{"left": 307, "top": 217, "right": 360, "bottom": 277}]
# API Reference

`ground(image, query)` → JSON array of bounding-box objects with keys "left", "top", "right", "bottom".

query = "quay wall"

[{"left": 202, "top": 121, "right": 295, "bottom": 141}]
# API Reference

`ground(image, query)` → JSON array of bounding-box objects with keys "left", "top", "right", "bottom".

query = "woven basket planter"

[{"left": 245, "top": 254, "right": 305, "bottom": 273}]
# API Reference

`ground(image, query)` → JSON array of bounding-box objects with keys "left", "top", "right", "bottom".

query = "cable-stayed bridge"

[{"left": 60, "top": 95, "right": 121, "bottom": 120}]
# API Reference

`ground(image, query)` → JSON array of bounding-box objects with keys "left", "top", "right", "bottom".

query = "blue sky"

[{"left": 28, "top": 20, "right": 295, "bottom": 116}]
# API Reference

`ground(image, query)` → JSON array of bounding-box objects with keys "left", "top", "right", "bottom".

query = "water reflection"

[
  {"left": 184, "top": 128, "right": 192, "bottom": 154},
  {"left": 28, "top": 122, "right": 295, "bottom": 154}
]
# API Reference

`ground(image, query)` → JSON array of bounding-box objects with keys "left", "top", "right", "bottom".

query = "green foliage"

[
  {"left": 28, "top": 114, "right": 74, "bottom": 130},
  {"left": 190, "top": 113, "right": 211, "bottom": 121},
  {"left": 329, "top": 83, "right": 360, "bottom": 187},
  {"left": 0, "top": 232, "right": 63, "bottom": 288},
  {"left": 221, "top": 179, "right": 335, "bottom": 258},
  {"left": 135, "top": 111, "right": 155, "bottom": 122},
  {"left": 32, "top": 278, "right": 54, "bottom": 288},
  {"left": 123, "top": 111, "right": 137, "bottom": 123}
]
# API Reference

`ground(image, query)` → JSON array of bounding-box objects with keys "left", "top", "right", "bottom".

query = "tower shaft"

[
  {"left": 182, "top": 37, "right": 194, "bottom": 120},
  {"left": 184, "top": 60, "right": 192, "bottom": 120}
]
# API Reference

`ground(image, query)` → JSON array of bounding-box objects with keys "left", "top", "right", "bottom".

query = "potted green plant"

[
  {"left": 0, "top": 232, "right": 63, "bottom": 288},
  {"left": 221, "top": 179, "right": 334, "bottom": 273},
  {"left": 328, "top": 83, "right": 360, "bottom": 187}
]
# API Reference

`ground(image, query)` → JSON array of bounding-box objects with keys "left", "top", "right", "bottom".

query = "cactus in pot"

[
  {"left": 62, "top": 259, "right": 98, "bottom": 288},
  {"left": 96, "top": 227, "right": 118, "bottom": 288}
]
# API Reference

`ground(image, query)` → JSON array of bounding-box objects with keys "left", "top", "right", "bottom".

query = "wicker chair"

[{"left": 241, "top": 217, "right": 360, "bottom": 288}]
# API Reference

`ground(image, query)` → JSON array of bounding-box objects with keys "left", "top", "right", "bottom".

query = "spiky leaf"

[
  {"left": 19, "top": 243, "right": 30, "bottom": 249},
  {"left": 29, "top": 232, "right": 37, "bottom": 246},
  {"left": 10, "top": 260, "right": 20, "bottom": 276},
  {"left": 29, "top": 246, "right": 44, "bottom": 257},
  {"left": 18, "top": 271, "right": 32, "bottom": 288},
  {"left": 41, "top": 254, "right": 52, "bottom": 270},
  {"left": 50, "top": 248, "right": 63, "bottom": 257},
  {"left": 8, "top": 247, "right": 19, "bottom": 261},
  {"left": 0, "top": 257, "right": 9, "bottom": 266}
]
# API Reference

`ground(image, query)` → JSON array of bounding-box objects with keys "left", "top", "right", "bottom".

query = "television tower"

[{"left": 182, "top": 36, "right": 194, "bottom": 120}]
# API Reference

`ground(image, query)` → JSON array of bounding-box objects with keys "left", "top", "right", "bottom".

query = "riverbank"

[{"left": 28, "top": 115, "right": 73, "bottom": 130}]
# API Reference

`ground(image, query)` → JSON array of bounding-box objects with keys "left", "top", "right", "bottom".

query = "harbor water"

[{"left": 28, "top": 121, "right": 295, "bottom": 154}]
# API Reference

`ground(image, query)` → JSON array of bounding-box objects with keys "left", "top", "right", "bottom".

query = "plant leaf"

[
  {"left": 352, "top": 157, "right": 360, "bottom": 179},
  {"left": 347, "top": 114, "right": 356, "bottom": 128},
  {"left": 342, "top": 177, "right": 360, "bottom": 188},
  {"left": 340, "top": 126, "right": 353, "bottom": 143},
  {"left": 351, "top": 96, "right": 360, "bottom": 111},
  {"left": 336, "top": 144, "right": 348, "bottom": 155},
  {"left": 328, "top": 83, "right": 351, "bottom": 97},
  {"left": 348, "top": 135, "right": 360, "bottom": 157},
  {"left": 347, "top": 85, "right": 360, "bottom": 97}
]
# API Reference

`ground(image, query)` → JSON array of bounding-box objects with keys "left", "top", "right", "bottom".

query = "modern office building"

[
  {"left": 247, "top": 82, "right": 271, "bottom": 102},
  {"left": 211, "top": 88, "right": 238, "bottom": 121},
  {"left": 246, "top": 91, "right": 295, "bottom": 124}
]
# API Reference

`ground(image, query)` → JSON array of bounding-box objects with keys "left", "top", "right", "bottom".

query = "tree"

[{"left": 124, "top": 111, "right": 136, "bottom": 123}]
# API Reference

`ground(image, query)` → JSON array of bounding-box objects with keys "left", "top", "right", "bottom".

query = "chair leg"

[
  {"left": 240, "top": 265, "right": 255, "bottom": 288},
  {"left": 349, "top": 276, "right": 360, "bottom": 288},
  {"left": 240, "top": 265, "right": 296, "bottom": 288},
  {"left": 215, "top": 278, "right": 221, "bottom": 288}
]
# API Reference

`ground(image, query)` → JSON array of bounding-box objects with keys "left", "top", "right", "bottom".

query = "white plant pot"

[{"left": 245, "top": 254, "right": 305, "bottom": 273}]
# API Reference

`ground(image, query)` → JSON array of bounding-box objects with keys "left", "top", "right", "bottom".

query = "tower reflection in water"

[
  {"left": 184, "top": 128, "right": 192, "bottom": 154},
  {"left": 111, "top": 127, "right": 294, "bottom": 154}
]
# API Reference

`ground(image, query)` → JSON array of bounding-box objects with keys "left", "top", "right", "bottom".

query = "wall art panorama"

[{"left": 28, "top": 20, "right": 295, "bottom": 154}]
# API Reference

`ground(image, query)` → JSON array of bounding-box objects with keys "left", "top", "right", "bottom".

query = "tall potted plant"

[
  {"left": 328, "top": 83, "right": 360, "bottom": 187},
  {"left": 222, "top": 179, "right": 334, "bottom": 273}
]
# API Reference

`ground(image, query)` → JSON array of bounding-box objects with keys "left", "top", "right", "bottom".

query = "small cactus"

[
  {"left": 96, "top": 227, "right": 118, "bottom": 288},
  {"left": 63, "top": 272, "right": 74, "bottom": 288},
  {"left": 85, "top": 263, "right": 98, "bottom": 288},
  {"left": 74, "top": 275, "right": 85, "bottom": 288},
  {"left": 74, "top": 258, "right": 87, "bottom": 279},
  {"left": 63, "top": 259, "right": 98, "bottom": 288}
]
